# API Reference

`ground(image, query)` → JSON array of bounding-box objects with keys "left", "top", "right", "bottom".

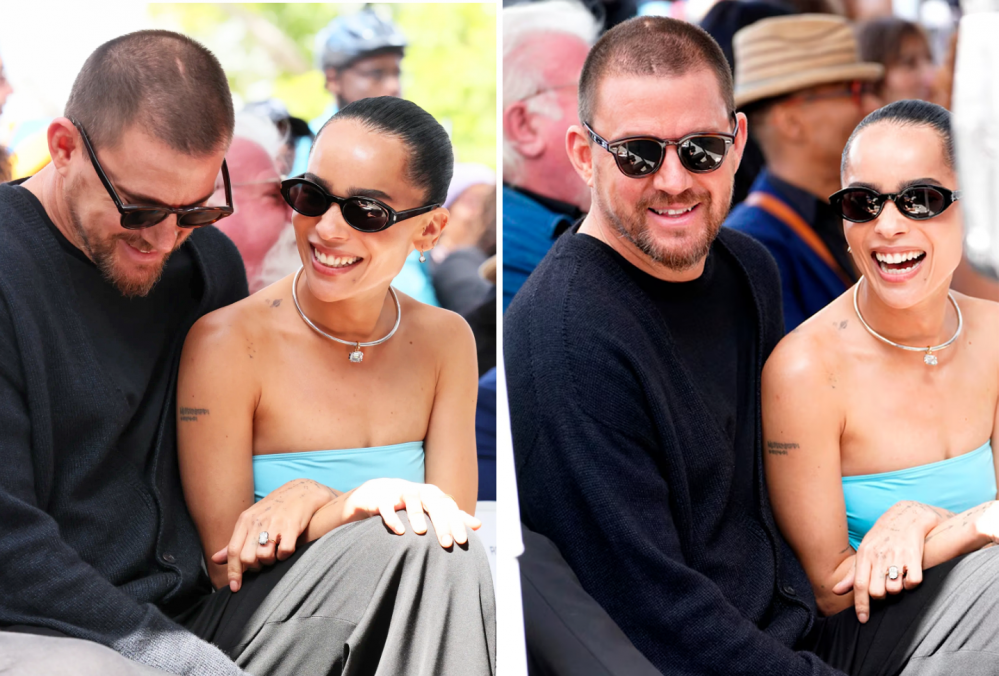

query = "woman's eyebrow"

[
  {"left": 847, "top": 181, "right": 880, "bottom": 190},
  {"left": 303, "top": 172, "right": 334, "bottom": 194},
  {"left": 898, "top": 177, "right": 944, "bottom": 189},
  {"left": 346, "top": 186, "right": 393, "bottom": 201}
]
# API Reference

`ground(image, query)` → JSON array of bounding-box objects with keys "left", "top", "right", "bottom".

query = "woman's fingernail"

[
  {"left": 230, "top": 580, "right": 238, "bottom": 592},
  {"left": 858, "top": 612, "right": 868, "bottom": 623}
]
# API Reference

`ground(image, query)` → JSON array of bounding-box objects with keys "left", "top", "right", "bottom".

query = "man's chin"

[{"left": 99, "top": 255, "right": 168, "bottom": 298}]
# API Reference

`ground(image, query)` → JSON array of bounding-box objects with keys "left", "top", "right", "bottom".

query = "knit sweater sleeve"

[
  {"left": 0, "top": 294, "right": 246, "bottom": 676},
  {"left": 508, "top": 253, "right": 842, "bottom": 676}
]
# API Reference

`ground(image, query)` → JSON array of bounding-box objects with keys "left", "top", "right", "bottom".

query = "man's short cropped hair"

[
  {"left": 578, "top": 16, "right": 735, "bottom": 127},
  {"left": 65, "top": 30, "right": 234, "bottom": 155}
]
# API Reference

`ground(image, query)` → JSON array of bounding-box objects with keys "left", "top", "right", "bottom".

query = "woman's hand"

[
  {"left": 211, "top": 478, "right": 339, "bottom": 592},
  {"left": 315, "top": 478, "right": 482, "bottom": 549},
  {"left": 832, "top": 500, "right": 945, "bottom": 623}
]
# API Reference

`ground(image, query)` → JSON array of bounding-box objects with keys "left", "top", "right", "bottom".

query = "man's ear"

[
  {"left": 324, "top": 68, "right": 341, "bottom": 97},
  {"left": 565, "top": 124, "right": 595, "bottom": 189},
  {"left": 414, "top": 207, "right": 449, "bottom": 254},
  {"left": 729, "top": 112, "right": 749, "bottom": 172},
  {"left": 503, "top": 101, "right": 545, "bottom": 161},
  {"left": 48, "top": 117, "right": 81, "bottom": 177}
]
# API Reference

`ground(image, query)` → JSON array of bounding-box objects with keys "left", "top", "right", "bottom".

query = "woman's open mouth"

[
  {"left": 312, "top": 245, "right": 362, "bottom": 270},
  {"left": 872, "top": 250, "right": 925, "bottom": 276}
]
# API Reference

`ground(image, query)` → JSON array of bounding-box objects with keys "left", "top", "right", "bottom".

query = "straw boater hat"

[{"left": 733, "top": 14, "right": 884, "bottom": 109}]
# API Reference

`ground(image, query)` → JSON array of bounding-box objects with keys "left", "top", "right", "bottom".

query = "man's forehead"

[
  {"left": 592, "top": 70, "right": 730, "bottom": 136},
  {"left": 226, "top": 137, "right": 280, "bottom": 182}
]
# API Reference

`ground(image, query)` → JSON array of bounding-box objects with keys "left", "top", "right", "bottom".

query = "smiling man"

[
  {"left": 0, "top": 30, "right": 248, "bottom": 674},
  {"left": 505, "top": 16, "right": 845, "bottom": 675}
]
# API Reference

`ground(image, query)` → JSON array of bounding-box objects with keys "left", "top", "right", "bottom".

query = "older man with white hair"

[{"left": 502, "top": 0, "right": 599, "bottom": 311}]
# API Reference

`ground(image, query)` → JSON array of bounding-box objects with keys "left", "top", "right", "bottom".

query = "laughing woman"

[
  {"left": 762, "top": 100, "right": 999, "bottom": 627},
  {"left": 175, "top": 97, "right": 494, "bottom": 674}
]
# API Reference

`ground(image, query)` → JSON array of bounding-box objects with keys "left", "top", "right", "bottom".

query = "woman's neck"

[
  {"left": 856, "top": 277, "right": 958, "bottom": 349},
  {"left": 295, "top": 273, "right": 397, "bottom": 344}
]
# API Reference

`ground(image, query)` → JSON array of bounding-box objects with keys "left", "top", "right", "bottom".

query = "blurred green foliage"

[{"left": 148, "top": 3, "right": 496, "bottom": 167}]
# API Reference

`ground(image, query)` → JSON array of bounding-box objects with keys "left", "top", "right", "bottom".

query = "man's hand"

[
  {"left": 211, "top": 478, "right": 338, "bottom": 592},
  {"left": 832, "top": 501, "right": 949, "bottom": 623}
]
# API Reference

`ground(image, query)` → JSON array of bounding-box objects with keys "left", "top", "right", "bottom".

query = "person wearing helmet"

[
  {"left": 290, "top": 9, "right": 407, "bottom": 179},
  {"left": 318, "top": 8, "right": 406, "bottom": 108}
]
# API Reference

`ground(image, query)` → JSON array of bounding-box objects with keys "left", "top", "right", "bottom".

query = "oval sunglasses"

[
  {"left": 829, "top": 185, "right": 961, "bottom": 223},
  {"left": 280, "top": 176, "right": 439, "bottom": 233}
]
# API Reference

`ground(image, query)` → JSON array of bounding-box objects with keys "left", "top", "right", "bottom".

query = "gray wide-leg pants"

[{"left": 182, "top": 513, "right": 496, "bottom": 676}]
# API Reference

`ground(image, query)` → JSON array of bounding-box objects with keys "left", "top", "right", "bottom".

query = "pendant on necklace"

[
  {"left": 924, "top": 350, "right": 938, "bottom": 366},
  {"left": 349, "top": 342, "right": 364, "bottom": 363}
]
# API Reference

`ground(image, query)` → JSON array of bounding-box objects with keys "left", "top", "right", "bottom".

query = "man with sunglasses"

[
  {"left": 506, "top": 16, "right": 853, "bottom": 675},
  {"left": 724, "top": 15, "right": 882, "bottom": 331}
]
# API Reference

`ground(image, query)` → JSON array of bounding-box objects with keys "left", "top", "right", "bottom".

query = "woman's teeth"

[
  {"left": 313, "top": 247, "right": 360, "bottom": 268},
  {"left": 873, "top": 250, "right": 925, "bottom": 275}
]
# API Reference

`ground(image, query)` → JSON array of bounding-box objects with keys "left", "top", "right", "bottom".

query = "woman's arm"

[
  {"left": 422, "top": 312, "right": 479, "bottom": 513},
  {"left": 176, "top": 311, "right": 260, "bottom": 590},
  {"left": 761, "top": 340, "right": 856, "bottom": 616}
]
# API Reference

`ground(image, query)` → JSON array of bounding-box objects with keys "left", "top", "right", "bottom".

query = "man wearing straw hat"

[
  {"left": 507, "top": 13, "right": 999, "bottom": 676},
  {"left": 724, "top": 14, "right": 881, "bottom": 331}
]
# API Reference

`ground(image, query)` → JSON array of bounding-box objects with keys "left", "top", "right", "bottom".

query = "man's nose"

[{"left": 651, "top": 146, "right": 694, "bottom": 196}]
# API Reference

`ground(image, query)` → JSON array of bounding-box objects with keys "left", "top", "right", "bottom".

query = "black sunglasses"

[
  {"left": 71, "top": 119, "right": 233, "bottom": 230},
  {"left": 829, "top": 185, "right": 961, "bottom": 223},
  {"left": 280, "top": 176, "right": 439, "bottom": 233},
  {"left": 584, "top": 120, "right": 737, "bottom": 177}
]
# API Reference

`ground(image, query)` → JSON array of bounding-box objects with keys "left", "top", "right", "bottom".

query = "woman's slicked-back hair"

[
  {"left": 318, "top": 96, "right": 454, "bottom": 206},
  {"left": 842, "top": 99, "right": 954, "bottom": 174},
  {"left": 64, "top": 30, "right": 234, "bottom": 155}
]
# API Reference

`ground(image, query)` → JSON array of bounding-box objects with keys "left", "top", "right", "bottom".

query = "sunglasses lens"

[
  {"left": 121, "top": 210, "right": 169, "bottom": 229},
  {"left": 899, "top": 187, "right": 945, "bottom": 219},
  {"left": 679, "top": 136, "right": 729, "bottom": 173},
  {"left": 342, "top": 198, "right": 391, "bottom": 232},
  {"left": 178, "top": 209, "right": 229, "bottom": 227},
  {"left": 839, "top": 190, "right": 881, "bottom": 222},
  {"left": 282, "top": 182, "right": 328, "bottom": 217},
  {"left": 613, "top": 139, "right": 663, "bottom": 177}
]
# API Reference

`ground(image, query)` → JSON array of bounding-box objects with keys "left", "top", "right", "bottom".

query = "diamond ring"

[
  {"left": 887, "top": 565, "right": 900, "bottom": 581},
  {"left": 258, "top": 531, "right": 275, "bottom": 547}
]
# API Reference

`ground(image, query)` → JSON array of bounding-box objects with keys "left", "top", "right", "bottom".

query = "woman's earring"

[
  {"left": 847, "top": 246, "right": 852, "bottom": 253},
  {"left": 419, "top": 250, "right": 426, "bottom": 263}
]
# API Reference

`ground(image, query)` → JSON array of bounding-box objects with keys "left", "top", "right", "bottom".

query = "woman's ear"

[{"left": 414, "top": 207, "right": 449, "bottom": 253}]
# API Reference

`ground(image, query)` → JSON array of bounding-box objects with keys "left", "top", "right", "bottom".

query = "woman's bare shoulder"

[
  {"left": 767, "top": 301, "right": 851, "bottom": 382},
  {"left": 187, "top": 274, "right": 296, "bottom": 353},
  {"left": 395, "top": 291, "right": 474, "bottom": 337}
]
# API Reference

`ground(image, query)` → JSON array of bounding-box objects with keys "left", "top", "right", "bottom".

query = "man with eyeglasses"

[
  {"left": 506, "top": 15, "right": 851, "bottom": 675},
  {"left": 501, "top": 0, "right": 599, "bottom": 311},
  {"left": 724, "top": 15, "right": 882, "bottom": 332},
  {"left": 288, "top": 8, "right": 407, "bottom": 178}
]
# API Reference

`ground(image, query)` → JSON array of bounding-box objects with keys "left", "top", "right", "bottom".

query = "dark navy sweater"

[
  {"left": 0, "top": 183, "right": 248, "bottom": 674},
  {"left": 506, "top": 226, "right": 844, "bottom": 675}
]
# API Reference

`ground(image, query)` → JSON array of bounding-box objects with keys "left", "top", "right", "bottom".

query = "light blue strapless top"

[
  {"left": 252, "top": 441, "right": 425, "bottom": 502},
  {"left": 842, "top": 440, "right": 995, "bottom": 550}
]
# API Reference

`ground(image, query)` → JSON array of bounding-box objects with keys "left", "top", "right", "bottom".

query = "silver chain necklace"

[
  {"left": 291, "top": 266, "right": 401, "bottom": 363},
  {"left": 852, "top": 276, "right": 962, "bottom": 366}
]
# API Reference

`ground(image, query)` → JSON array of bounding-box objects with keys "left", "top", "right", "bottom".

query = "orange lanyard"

[{"left": 745, "top": 191, "right": 854, "bottom": 287}]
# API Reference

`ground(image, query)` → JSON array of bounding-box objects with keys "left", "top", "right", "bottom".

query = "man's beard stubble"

[
  {"left": 68, "top": 204, "right": 172, "bottom": 298},
  {"left": 601, "top": 186, "right": 730, "bottom": 272}
]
